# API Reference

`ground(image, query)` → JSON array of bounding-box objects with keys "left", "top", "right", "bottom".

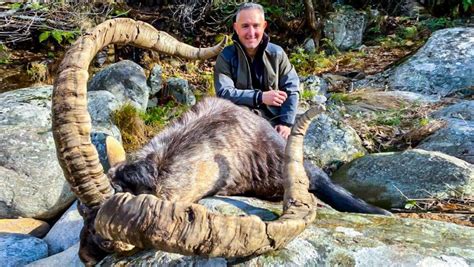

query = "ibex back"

[{"left": 108, "top": 97, "right": 390, "bottom": 215}]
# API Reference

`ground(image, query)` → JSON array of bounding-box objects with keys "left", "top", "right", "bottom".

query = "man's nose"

[{"left": 248, "top": 27, "right": 256, "bottom": 36}]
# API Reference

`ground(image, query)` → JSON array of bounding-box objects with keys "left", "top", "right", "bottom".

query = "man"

[{"left": 214, "top": 3, "right": 300, "bottom": 139}]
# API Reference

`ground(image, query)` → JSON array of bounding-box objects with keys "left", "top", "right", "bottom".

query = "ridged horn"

[
  {"left": 52, "top": 18, "right": 227, "bottom": 208},
  {"left": 93, "top": 105, "right": 325, "bottom": 257}
]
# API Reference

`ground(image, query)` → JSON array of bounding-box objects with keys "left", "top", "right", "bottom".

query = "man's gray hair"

[{"left": 235, "top": 3, "right": 265, "bottom": 21}]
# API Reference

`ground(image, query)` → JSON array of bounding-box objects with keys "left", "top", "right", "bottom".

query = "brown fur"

[
  {"left": 108, "top": 97, "right": 391, "bottom": 217},
  {"left": 81, "top": 97, "right": 389, "bottom": 265},
  {"left": 108, "top": 97, "right": 287, "bottom": 202}
]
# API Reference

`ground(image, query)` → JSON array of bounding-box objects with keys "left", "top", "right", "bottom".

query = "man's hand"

[
  {"left": 275, "top": 124, "right": 291, "bottom": 139},
  {"left": 262, "top": 90, "right": 287, "bottom": 106}
]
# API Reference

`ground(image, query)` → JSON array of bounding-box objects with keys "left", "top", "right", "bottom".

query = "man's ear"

[
  {"left": 233, "top": 22, "right": 238, "bottom": 33},
  {"left": 263, "top": 20, "right": 268, "bottom": 30}
]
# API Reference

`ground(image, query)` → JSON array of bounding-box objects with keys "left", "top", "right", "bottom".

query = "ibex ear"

[{"left": 106, "top": 136, "right": 126, "bottom": 167}]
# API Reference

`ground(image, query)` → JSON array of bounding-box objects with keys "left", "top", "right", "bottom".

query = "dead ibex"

[{"left": 52, "top": 18, "right": 388, "bottom": 266}]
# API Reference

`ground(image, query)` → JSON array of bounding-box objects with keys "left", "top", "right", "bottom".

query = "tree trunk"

[{"left": 304, "top": 0, "right": 322, "bottom": 51}]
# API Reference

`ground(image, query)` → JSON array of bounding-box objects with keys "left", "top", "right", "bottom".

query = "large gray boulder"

[
  {"left": 430, "top": 101, "right": 474, "bottom": 121},
  {"left": 388, "top": 27, "right": 474, "bottom": 97},
  {"left": 417, "top": 101, "right": 474, "bottom": 163},
  {"left": 332, "top": 149, "right": 473, "bottom": 208},
  {"left": 88, "top": 60, "right": 150, "bottom": 110},
  {"left": 324, "top": 8, "right": 367, "bottom": 51},
  {"left": 43, "top": 202, "right": 83, "bottom": 256},
  {"left": 87, "top": 90, "right": 123, "bottom": 143},
  {"left": 417, "top": 119, "right": 474, "bottom": 164},
  {"left": 304, "top": 113, "right": 366, "bottom": 169},
  {"left": 100, "top": 196, "right": 474, "bottom": 266},
  {"left": 0, "top": 86, "right": 75, "bottom": 219},
  {"left": 0, "top": 233, "right": 48, "bottom": 267}
]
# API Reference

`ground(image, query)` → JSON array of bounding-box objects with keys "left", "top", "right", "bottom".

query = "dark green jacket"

[{"left": 214, "top": 34, "right": 300, "bottom": 126}]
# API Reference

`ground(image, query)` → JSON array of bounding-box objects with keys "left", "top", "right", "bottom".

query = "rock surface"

[
  {"left": 417, "top": 119, "right": 474, "bottom": 164},
  {"left": 430, "top": 101, "right": 474, "bottom": 121},
  {"left": 324, "top": 8, "right": 367, "bottom": 50},
  {"left": 87, "top": 90, "right": 121, "bottom": 124},
  {"left": 303, "top": 38, "right": 316, "bottom": 53},
  {"left": 0, "top": 218, "right": 50, "bottom": 238},
  {"left": 300, "top": 75, "right": 329, "bottom": 100},
  {"left": 304, "top": 113, "right": 366, "bottom": 169},
  {"left": 147, "top": 64, "right": 163, "bottom": 96},
  {"left": 388, "top": 27, "right": 474, "bottom": 96},
  {"left": 43, "top": 202, "right": 83, "bottom": 256},
  {"left": 0, "top": 86, "right": 75, "bottom": 219},
  {"left": 88, "top": 60, "right": 150, "bottom": 110},
  {"left": 0, "top": 233, "right": 48, "bottom": 267},
  {"left": 166, "top": 77, "right": 196, "bottom": 106},
  {"left": 100, "top": 196, "right": 474, "bottom": 266},
  {"left": 332, "top": 149, "right": 474, "bottom": 208},
  {"left": 27, "top": 243, "right": 84, "bottom": 267}
]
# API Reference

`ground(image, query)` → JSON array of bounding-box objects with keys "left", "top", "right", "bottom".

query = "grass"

[
  {"left": 289, "top": 49, "right": 336, "bottom": 76},
  {"left": 329, "top": 93, "right": 362, "bottom": 104},
  {"left": 300, "top": 89, "right": 317, "bottom": 102},
  {"left": 112, "top": 100, "right": 188, "bottom": 152},
  {"left": 372, "top": 109, "right": 406, "bottom": 126}
]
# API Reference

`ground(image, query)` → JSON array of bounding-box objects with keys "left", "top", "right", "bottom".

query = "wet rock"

[
  {"left": 304, "top": 113, "right": 366, "bottom": 169},
  {"left": 388, "top": 27, "right": 474, "bottom": 97},
  {"left": 0, "top": 233, "right": 48, "bottom": 266},
  {"left": 0, "top": 86, "right": 75, "bottom": 219},
  {"left": 43, "top": 202, "right": 83, "bottom": 256},
  {"left": 88, "top": 60, "right": 150, "bottom": 110},
  {"left": 332, "top": 149, "right": 474, "bottom": 208},
  {"left": 101, "top": 196, "right": 474, "bottom": 266},
  {"left": 0, "top": 218, "right": 50, "bottom": 238},
  {"left": 324, "top": 8, "right": 367, "bottom": 50}
]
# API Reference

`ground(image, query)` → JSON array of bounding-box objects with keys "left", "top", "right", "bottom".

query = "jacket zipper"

[{"left": 234, "top": 42, "right": 254, "bottom": 89}]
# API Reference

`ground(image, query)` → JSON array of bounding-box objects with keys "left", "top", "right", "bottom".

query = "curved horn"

[
  {"left": 52, "top": 18, "right": 227, "bottom": 208},
  {"left": 94, "top": 105, "right": 325, "bottom": 257}
]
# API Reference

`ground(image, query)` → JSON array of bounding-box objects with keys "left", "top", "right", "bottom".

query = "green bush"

[{"left": 39, "top": 29, "right": 79, "bottom": 45}]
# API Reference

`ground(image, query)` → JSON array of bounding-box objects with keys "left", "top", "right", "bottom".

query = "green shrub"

[
  {"left": 289, "top": 49, "right": 335, "bottom": 75},
  {"left": 39, "top": 29, "right": 79, "bottom": 45},
  {"left": 420, "top": 17, "right": 455, "bottom": 32},
  {"left": 301, "top": 89, "right": 317, "bottom": 102}
]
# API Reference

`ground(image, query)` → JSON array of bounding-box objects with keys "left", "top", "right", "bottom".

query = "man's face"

[{"left": 233, "top": 9, "right": 267, "bottom": 54}]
